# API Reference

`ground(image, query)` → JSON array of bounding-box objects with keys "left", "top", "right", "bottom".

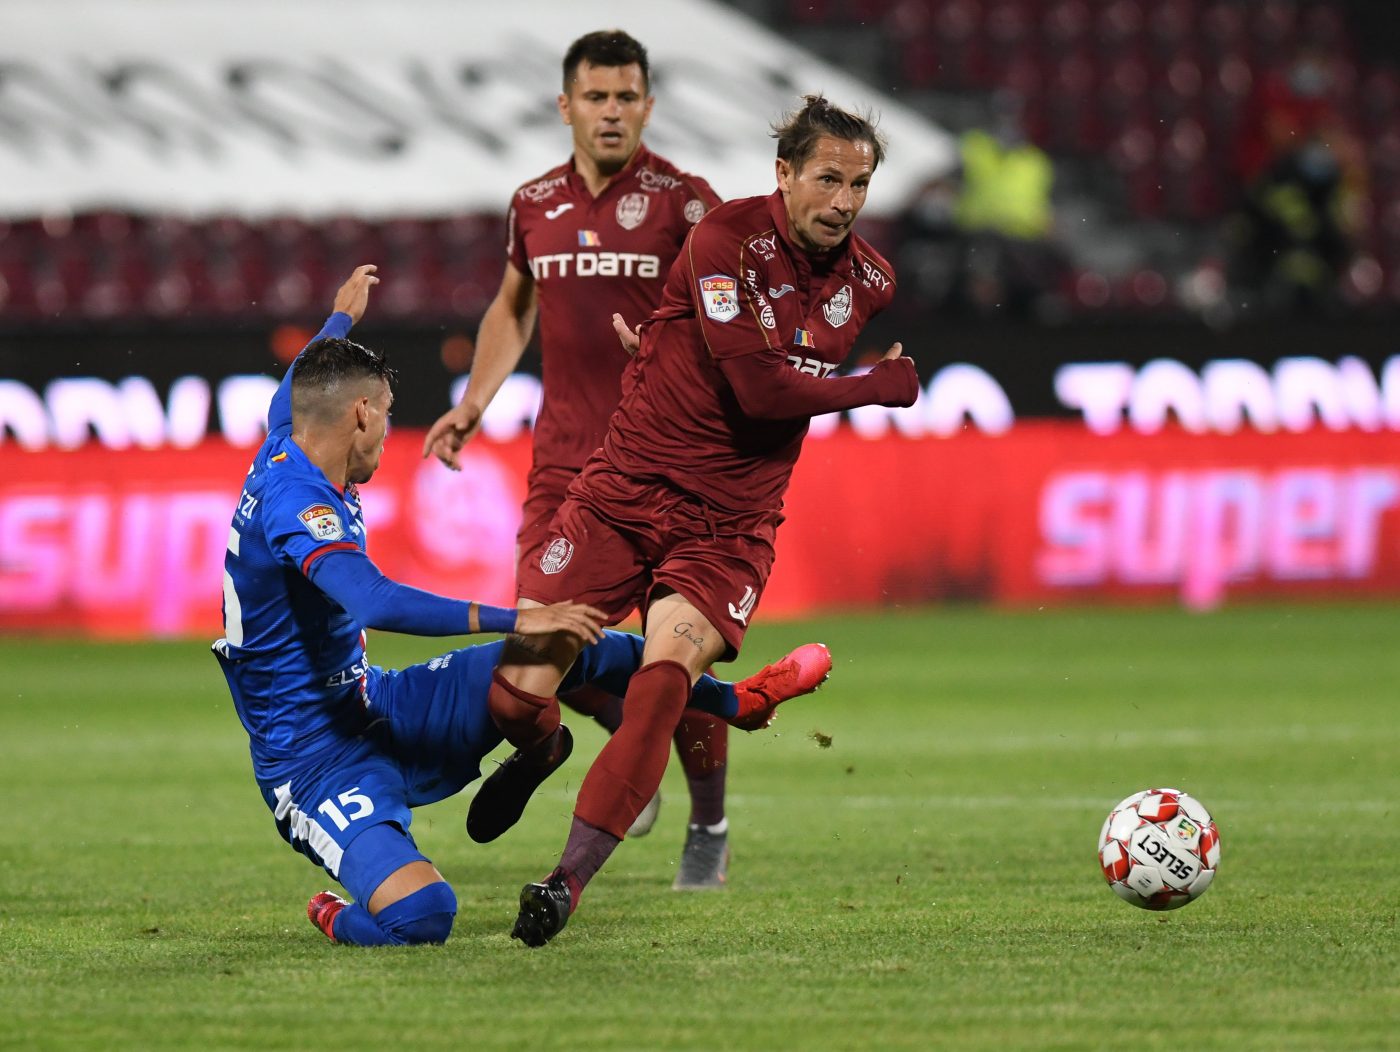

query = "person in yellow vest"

[{"left": 953, "top": 94, "right": 1063, "bottom": 318}]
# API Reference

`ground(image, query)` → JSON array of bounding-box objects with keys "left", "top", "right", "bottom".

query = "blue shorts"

[
  {"left": 256, "top": 640, "right": 508, "bottom": 893},
  {"left": 248, "top": 631, "right": 650, "bottom": 894}
]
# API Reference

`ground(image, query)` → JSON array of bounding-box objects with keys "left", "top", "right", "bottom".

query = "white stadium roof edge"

[{"left": 0, "top": 0, "right": 958, "bottom": 221}]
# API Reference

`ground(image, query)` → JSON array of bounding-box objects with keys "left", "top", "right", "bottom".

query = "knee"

[
  {"left": 381, "top": 881, "right": 457, "bottom": 945},
  {"left": 398, "top": 910, "right": 455, "bottom": 946}
]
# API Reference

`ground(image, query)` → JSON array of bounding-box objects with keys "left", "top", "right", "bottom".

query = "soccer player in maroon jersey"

[
  {"left": 472, "top": 95, "right": 921, "bottom": 945},
  {"left": 422, "top": 30, "right": 798, "bottom": 888}
]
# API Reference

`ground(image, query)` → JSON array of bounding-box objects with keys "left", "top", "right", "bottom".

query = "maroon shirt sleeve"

[
  {"left": 683, "top": 215, "right": 783, "bottom": 360},
  {"left": 718, "top": 351, "right": 919, "bottom": 419},
  {"left": 505, "top": 200, "right": 526, "bottom": 274}
]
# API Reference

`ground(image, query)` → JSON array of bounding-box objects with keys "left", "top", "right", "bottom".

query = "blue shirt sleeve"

[
  {"left": 267, "top": 312, "right": 355, "bottom": 438},
  {"left": 261, "top": 474, "right": 359, "bottom": 576},
  {"left": 308, "top": 550, "right": 473, "bottom": 636}
]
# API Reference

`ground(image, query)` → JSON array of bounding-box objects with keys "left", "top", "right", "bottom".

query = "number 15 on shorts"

[{"left": 318, "top": 787, "right": 375, "bottom": 831}]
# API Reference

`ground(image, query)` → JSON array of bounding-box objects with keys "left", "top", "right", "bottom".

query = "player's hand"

[
  {"left": 333, "top": 264, "right": 379, "bottom": 325},
  {"left": 872, "top": 346, "right": 919, "bottom": 408},
  {"left": 612, "top": 313, "right": 642, "bottom": 356},
  {"left": 421, "top": 403, "right": 483, "bottom": 470},
  {"left": 515, "top": 601, "right": 608, "bottom": 645}
]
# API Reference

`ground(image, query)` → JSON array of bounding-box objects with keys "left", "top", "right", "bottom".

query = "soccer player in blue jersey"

[{"left": 213, "top": 265, "right": 821, "bottom": 946}]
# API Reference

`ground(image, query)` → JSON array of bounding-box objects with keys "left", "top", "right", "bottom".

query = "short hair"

[
  {"left": 291, "top": 337, "right": 395, "bottom": 423},
  {"left": 772, "top": 94, "right": 887, "bottom": 173},
  {"left": 562, "top": 29, "right": 650, "bottom": 94}
]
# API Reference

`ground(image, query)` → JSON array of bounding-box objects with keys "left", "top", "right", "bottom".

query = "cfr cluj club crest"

[
  {"left": 540, "top": 537, "right": 574, "bottom": 574},
  {"left": 822, "top": 284, "right": 853, "bottom": 328},
  {"left": 616, "top": 192, "right": 649, "bottom": 230}
]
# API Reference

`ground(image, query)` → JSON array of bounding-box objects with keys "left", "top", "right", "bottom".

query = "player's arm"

[
  {"left": 718, "top": 343, "right": 918, "bottom": 420},
  {"left": 422, "top": 261, "right": 538, "bottom": 469},
  {"left": 306, "top": 549, "right": 604, "bottom": 642},
  {"left": 267, "top": 265, "right": 380, "bottom": 436}
]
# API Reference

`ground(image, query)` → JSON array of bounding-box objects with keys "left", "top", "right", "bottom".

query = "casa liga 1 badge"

[{"left": 699, "top": 274, "right": 740, "bottom": 323}]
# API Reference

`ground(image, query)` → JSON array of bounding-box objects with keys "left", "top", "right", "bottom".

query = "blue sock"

[
  {"left": 687, "top": 675, "right": 739, "bottom": 719},
  {"left": 331, "top": 882, "right": 457, "bottom": 946},
  {"left": 564, "top": 629, "right": 738, "bottom": 718}
]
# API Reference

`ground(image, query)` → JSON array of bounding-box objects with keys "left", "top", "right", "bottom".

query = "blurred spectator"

[
  {"left": 1227, "top": 48, "right": 1368, "bottom": 313},
  {"left": 901, "top": 94, "right": 1066, "bottom": 319}
]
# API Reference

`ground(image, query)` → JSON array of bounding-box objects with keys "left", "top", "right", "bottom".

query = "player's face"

[
  {"left": 558, "top": 62, "right": 653, "bottom": 176},
  {"left": 776, "top": 136, "right": 876, "bottom": 253},
  {"left": 349, "top": 381, "right": 392, "bottom": 485}
]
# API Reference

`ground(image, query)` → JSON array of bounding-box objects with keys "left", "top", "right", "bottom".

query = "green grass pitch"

[{"left": 2, "top": 605, "right": 1397, "bottom": 1051}]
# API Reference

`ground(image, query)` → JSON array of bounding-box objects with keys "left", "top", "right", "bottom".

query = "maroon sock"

[
  {"left": 575, "top": 660, "right": 691, "bottom": 839},
  {"left": 675, "top": 713, "right": 728, "bottom": 826},
  {"left": 485, "top": 670, "right": 560, "bottom": 754},
  {"left": 559, "top": 816, "right": 622, "bottom": 907},
  {"left": 560, "top": 683, "right": 624, "bottom": 734}
]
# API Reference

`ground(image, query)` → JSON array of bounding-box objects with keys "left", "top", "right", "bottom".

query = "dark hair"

[
  {"left": 772, "top": 94, "right": 887, "bottom": 173},
  {"left": 291, "top": 337, "right": 395, "bottom": 421},
  {"left": 562, "top": 29, "right": 650, "bottom": 93}
]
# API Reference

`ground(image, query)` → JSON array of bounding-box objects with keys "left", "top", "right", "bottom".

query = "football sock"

[
  {"left": 560, "top": 683, "right": 624, "bottom": 734},
  {"left": 329, "top": 882, "right": 457, "bottom": 946},
  {"left": 686, "top": 676, "right": 740, "bottom": 719},
  {"left": 575, "top": 659, "right": 692, "bottom": 839},
  {"left": 561, "top": 629, "right": 738, "bottom": 719},
  {"left": 486, "top": 669, "right": 561, "bottom": 754},
  {"left": 675, "top": 712, "right": 728, "bottom": 827},
  {"left": 558, "top": 816, "right": 622, "bottom": 909}
]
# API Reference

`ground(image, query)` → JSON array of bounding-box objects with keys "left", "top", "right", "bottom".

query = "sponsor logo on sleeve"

[
  {"left": 299, "top": 503, "right": 346, "bottom": 541},
  {"left": 822, "top": 284, "right": 853, "bottom": 328},
  {"left": 616, "top": 192, "right": 649, "bottom": 230},
  {"left": 684, "top": 198, "right": 707, "bottom": 224},
  {"left": 760, "top": 304, "right": 776, "bottom": 329},
  {"left": 540, "top": 537, "right": 574, "bottom": 574},
  {"left": 699, "top": 274, "right": 741, "bottom": 323}
]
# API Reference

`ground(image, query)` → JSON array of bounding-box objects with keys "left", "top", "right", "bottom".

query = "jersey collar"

[{"left": 568, "top": 142, "right": 654, "bottom": 199}]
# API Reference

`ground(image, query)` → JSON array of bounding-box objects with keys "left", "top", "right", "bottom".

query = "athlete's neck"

[
  {"left": 574, "top": 151, "right": 634, "bottom": 198},
  {"left": 291, "top": 431, "right": 350, "bottom": 490}
]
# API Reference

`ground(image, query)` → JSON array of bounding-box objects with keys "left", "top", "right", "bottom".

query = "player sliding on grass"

[
  {"left": 211, "top": 265, "right": 828, "bottom": 947},
  {"left": 468, "top": 96, "right": 916, "bottom": 946}
]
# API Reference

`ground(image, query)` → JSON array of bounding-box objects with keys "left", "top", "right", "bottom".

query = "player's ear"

[
  {"left": 353, "top": 396, "right": 370, "bottom": 431},
  {"left": 775, "top": 157, "right": 793, "bottom": 193},
  {"left": 642, "top": 94, "right": 655, "bottom": 128},
  {"left": 557, "top": 92, "right": 571, "bottom": 126}
]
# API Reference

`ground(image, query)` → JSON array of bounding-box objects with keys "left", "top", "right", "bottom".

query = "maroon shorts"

[
  {"left": 515, "top": 463, "right": 578, "bottom": 578},
  {"left": 516, "top": 462, "right": 778, "bottom": 662}
]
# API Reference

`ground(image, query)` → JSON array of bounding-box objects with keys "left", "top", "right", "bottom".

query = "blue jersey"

[{"left": 217, "top": 313, "right": 375, "bottom": 784}]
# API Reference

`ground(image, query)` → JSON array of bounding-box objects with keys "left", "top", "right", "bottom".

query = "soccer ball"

[{"left": 1098, "top": 788, "right": 1220, "bottom": 911}]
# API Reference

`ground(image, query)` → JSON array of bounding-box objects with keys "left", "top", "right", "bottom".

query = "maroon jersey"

[
  {"left": 600, "top": 190, "right": 897, "bottom": 516},
  {"left": 506, "top": 145, "right": 721, "bottom": 472}
]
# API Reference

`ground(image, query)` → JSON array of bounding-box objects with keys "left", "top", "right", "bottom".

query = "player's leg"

[
  {"left": 671, "top": 713, "right": 730, "bottom": 889},
  {"left": 308, "top": 823, "right": 457, "bottom": 947},
  {"left": 265, "top": 760, "right": 456, "bottom": 947},
  {"left": 513, "top": 592, "right": 726, "bottom": 947},
  {"left": 466, "top": 616, "right": 581, "bottom": 844}
]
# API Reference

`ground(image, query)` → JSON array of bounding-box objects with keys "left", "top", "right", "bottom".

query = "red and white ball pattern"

[{"left": 1098, "top": 788, "right": 1220, "bottom": 911}]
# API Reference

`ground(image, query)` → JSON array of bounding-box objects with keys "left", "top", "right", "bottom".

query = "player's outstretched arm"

[
  {"left": 423, "top": 262, "right": 538, "bottom": 470},
  {"left": 514, "top": 601, "right": 608, "bottom": 645},
  {"left": 267, "top": 264, "right": 381, "bottom": 437},
  {"left": 717, "top": 343, "right": 919, "bottom": 420}
]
